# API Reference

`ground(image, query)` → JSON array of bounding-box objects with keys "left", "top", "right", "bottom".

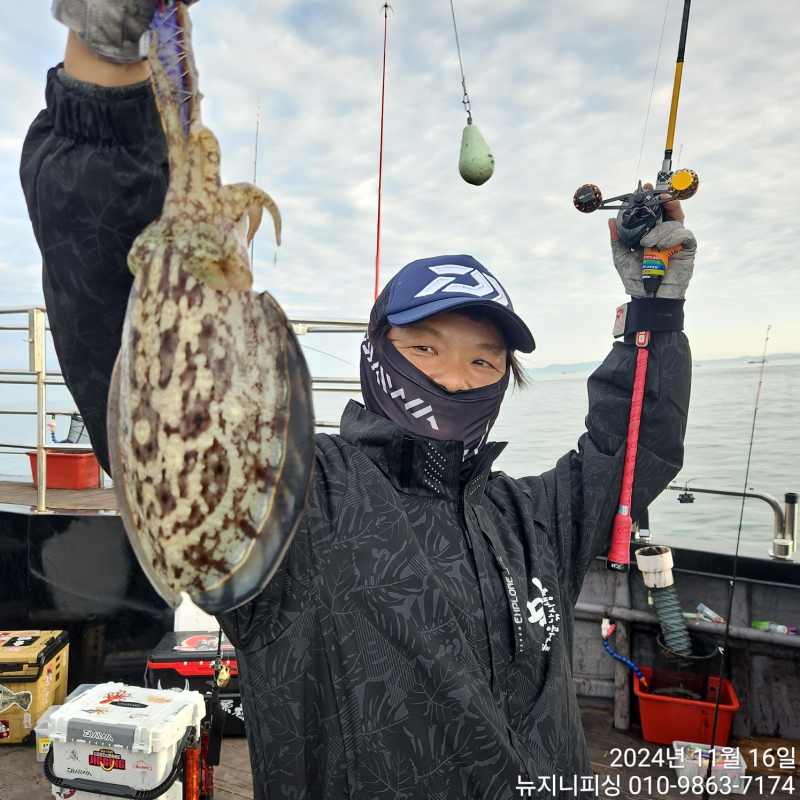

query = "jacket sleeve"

[
  {"left": 19, "top": 66, "right": 168, "bottom": 474},
  {"left": 521, "top": 329, "right": 691, "bottom": 602},
  {"left": 217, "top": 436, "right": 344, "bottom": 652}
]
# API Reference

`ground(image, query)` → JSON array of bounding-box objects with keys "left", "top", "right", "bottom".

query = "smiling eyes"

[{"left": 412, "top": 345, "right": 499, "bottom": 371}]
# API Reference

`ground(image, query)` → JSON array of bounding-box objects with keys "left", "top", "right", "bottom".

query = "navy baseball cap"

[{"left": 374, "top": 255, "right": 535, "bottom": 353}]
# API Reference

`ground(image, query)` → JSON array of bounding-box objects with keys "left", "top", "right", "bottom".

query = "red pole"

[
  {"left": 607, "top": 341, "right": 649, "bottom": 570},
  {"left": 375, "top": 4, "right": 389, "bottom": 301}
]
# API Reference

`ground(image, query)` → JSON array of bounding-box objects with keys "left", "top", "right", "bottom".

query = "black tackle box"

[{"left": 145, "top": 631, "right": 245, "bottom": 736}]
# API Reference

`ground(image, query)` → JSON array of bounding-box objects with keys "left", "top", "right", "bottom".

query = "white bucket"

[{"left": 635, "top": 545, "right": 675, "bottom": 588}]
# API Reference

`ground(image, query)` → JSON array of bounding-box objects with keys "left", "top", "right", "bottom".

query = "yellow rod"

[{"left": 665, "top": 61, "right": 684, "bottom": 153}]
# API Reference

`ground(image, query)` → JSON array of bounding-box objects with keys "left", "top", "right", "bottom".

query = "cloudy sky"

[{"left": 1, "top": 0, "right": 799, "bottom": 370}]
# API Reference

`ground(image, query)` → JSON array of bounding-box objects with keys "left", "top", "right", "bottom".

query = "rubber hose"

[
  {"left": 602, "top": 637, "right": 646, "bottom": 685},
  {"left": 651, "top": 584, "right": 693, "bottom": 656}
]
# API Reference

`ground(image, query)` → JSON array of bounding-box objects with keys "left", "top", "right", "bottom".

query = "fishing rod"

[
  {"left": 573, "top": 0, "right": 698, "bottom": 572},
  {"left": 700, "top": 326, "right": 771, "bottom": 799},
  {"left": 374, "top": 2, "right": 392, "bottom": 301}
]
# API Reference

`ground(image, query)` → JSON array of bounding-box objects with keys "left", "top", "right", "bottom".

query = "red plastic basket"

[
  {"left": 27, "top": 451, "right": 101, "bottom": 490},
  {"left": 634, "top": 666, "right": 739, "bottom": 746}
]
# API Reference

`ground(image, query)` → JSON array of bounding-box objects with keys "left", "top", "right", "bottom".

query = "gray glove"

[
  {"left": 53, "top": 0, "right": 197, "bottom": 64},
  {"left": 611, "top": 219, "right": 697, "bottom": 299}
]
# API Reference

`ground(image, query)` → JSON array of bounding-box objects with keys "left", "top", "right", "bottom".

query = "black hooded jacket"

[
  {"left": 220, "top": 331, "right": 691, "bottom": 799},
  {"left": 20, "top": 66, "right": 691, "bottom": 800}
]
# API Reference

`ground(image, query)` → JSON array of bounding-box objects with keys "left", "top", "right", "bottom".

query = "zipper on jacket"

[
  {"left": 456, "top": 496, "right": 471, "bottom": 547},
  {"left": 400, "top": 437, "right": 414, "bottom": 489},
  {"left": 480, "top": 523, "right": 526, "bottom": 658}
]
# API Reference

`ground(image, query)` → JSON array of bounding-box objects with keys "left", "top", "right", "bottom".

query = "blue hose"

[{"left": 602, "top": 634, "right": 647, "bottom": 686}]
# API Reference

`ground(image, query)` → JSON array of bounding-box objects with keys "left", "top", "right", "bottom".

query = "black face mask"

[{"left": 360, "top": 334, "right": 509, "bottom": 479}]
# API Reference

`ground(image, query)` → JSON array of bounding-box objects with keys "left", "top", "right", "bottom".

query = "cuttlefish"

[{"left": 108, "top": 4, "right": 314, "bottom": 614}]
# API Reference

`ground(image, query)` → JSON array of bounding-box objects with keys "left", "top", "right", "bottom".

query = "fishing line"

[
  {"left": 702, "top": 325, "right": 771, "bottom": 799},
  {"left": 635, "top": 0, "right": 670, "bottom": 185},
  {"left": 448, "top": 0, "right": 471, "bottom": 119},
  {"left": 300, "top": 344, "right": 357, "bottom": 367},
  {"left": 374, "top": 3, "right": 392, "bottom": 301},
  {"left": 449, "top": 0, "right": 495, "bottom": 184}
]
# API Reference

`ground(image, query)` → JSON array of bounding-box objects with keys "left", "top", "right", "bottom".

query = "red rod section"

[
  {"left": 607, "top": 343, "right": 649, "bottom": 569},
  {"left": 374, "top": 5, "right": 389, "bottom": 301}
]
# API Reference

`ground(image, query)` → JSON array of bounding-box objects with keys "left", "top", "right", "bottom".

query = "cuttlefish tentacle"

[
  {"left": 108, "top": 3, "right": 314, "bottom": 614},
  {"left": 223, "top": 183, "right": 282, "bottom": 246}
]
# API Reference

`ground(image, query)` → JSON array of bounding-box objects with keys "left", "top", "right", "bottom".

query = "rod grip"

[
  {"left": 607, "top": 346, "right": 650, "bottom": 571},
  {"left": 642, "top": 245, "right": 682, "bottom": 296},
  {"left": 607, "top": 514, "right": 632, "bottom": 571}
]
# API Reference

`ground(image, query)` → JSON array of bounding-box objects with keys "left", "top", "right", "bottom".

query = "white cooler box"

[{"left": 46, "top": 682, "right": 204, "bottom": 797}]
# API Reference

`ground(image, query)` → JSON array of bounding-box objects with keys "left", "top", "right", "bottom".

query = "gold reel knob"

[
  {"left": 574, "top": 183, "right": 602, "bottom": 213},
  {"left": 668, "top": 169, "right": 699, "bottom": 200}
]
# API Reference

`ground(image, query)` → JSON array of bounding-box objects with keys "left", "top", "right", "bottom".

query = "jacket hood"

[{"left": 338, "top": 400, "right": 507, "bottom": 502}]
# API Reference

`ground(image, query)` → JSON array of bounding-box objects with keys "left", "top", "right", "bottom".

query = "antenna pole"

[
  {"left": 374, "top": 3, "right": 390, "bottom": 301},
  {"left": 251, "top": 99, "right": 261, "bottom": 269}
]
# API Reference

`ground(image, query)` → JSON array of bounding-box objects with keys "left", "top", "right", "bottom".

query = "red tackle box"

[
  {"left": 145, "top": 631, "right": 245, "bottom": 736},
  {"left": 27, "top": 451, "right": 101, "bottom": 490}
]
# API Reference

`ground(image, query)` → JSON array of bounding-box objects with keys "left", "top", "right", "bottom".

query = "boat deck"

[
  {"left": 1, "top": 706, "right": 797, "bottom": 799},
  {"left": 0, "top": 480, "right": 118, "bottom": 512}
]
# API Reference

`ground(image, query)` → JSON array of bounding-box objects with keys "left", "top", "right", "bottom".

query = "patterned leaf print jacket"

[{"left": 220, "top": 331, "right": 691, "bottom": 800}]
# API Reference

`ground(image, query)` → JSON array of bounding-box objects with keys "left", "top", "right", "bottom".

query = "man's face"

[{"left": 388, "top": 312, "right": 508, "bottom": 392}]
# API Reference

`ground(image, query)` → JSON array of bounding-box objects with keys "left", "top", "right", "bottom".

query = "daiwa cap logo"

[{"left": 413, "top": 265, "right": 509, "bottom": 306}]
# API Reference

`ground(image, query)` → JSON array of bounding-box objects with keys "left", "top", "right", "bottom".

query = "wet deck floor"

[
  {"left": 2, "top": 706, "right": 797, "bottom": 799},
  {"left": 0, "top": 480, "right": 118, "bottom": 512}
]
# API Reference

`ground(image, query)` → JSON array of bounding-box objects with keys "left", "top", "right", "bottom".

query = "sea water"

[
  {"left": 490, "top": 357, "right": 800, "bottom": 561},
  {"left": 1, "top": 343, "right": 798, "bottom": 561},
  {"left": 311, "top": 355, "right": 800, "bottom": 561}
]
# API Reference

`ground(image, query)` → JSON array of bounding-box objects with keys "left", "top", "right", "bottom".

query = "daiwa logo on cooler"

[
  {"left": 83, "top": 729, "right": 113, "bottom": 742},
  {"left": 413, "top": 265, "right": 509, "bottom": 306}
]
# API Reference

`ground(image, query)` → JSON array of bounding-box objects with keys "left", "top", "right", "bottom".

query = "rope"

[
  {"left": 702, "top": 326, "right": 771, "bottom": 797},
  {"left": 635, "top": 0, "right": 670, "bottom": 184},
  {"left": 374, "top": 4, "right": 391, "bottom": 302},
  {"left": 448, "top": 0, "right": 471, "bottom": 119}
]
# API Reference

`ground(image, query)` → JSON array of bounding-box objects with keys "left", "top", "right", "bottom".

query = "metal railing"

[
  {"left": 667, "top": 481, "right": 798, "bottom": 560},
  {"left": 0, "top": 306, "right": 367, "bottom": 513}
]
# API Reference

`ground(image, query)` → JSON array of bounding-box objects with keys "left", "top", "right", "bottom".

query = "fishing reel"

[{"left": 573, "top": 168, "right": 699, "bottom": 249}]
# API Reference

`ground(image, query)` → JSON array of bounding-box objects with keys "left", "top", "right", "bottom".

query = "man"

[{"left": 21, "top": 2, "right": 695, "bottom": 797}]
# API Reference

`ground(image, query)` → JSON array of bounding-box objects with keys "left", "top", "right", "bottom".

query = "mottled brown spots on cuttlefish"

[{"left": 108, "top": 3, "right": 313, "bottom": 615}]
